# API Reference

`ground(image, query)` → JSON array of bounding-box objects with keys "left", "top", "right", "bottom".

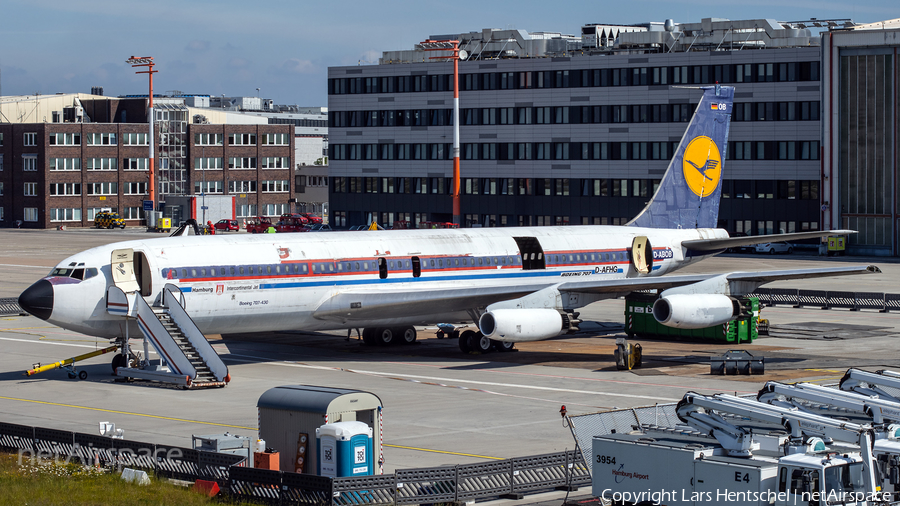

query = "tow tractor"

[{"left": 593, "top": 391, "right": 893, "bottom": 505}]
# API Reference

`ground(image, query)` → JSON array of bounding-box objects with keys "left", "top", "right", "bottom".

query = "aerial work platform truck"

[{"left": 593, "top": 391, "right": 894, "bottom": 505}]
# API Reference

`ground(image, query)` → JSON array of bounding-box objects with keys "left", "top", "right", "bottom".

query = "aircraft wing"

[
  {"left": 312, "top": 265, "right": 878, "bottom": 321},
  {"left": 682, "top": 230, "right": 856, "bottom": 252}
]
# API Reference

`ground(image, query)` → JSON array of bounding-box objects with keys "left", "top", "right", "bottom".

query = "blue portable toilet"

[{"left": 316, "top": 421, "right": 373, "bottom": 478}]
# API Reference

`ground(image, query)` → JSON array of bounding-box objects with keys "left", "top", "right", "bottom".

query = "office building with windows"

[
  {"left": 327, "top": 18, "right": 830, "bottom": 237},
  {"left": 0, "top": 94, "right": 295, "bottom": 228}
]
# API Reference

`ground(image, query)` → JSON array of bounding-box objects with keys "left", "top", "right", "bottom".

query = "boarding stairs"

[{"left": 107, "top": 283, "right": 229, "bottom": 389}]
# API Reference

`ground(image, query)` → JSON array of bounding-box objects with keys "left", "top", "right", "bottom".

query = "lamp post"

[
  {"left": 420, "top": 40, "right": 464, "bottom": 226},
  {"left": 126, "top": 56, "right": 158, "bottom": 221}
]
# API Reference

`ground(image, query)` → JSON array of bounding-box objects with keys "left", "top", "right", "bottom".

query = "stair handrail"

[
  {"left": 162, "top": 283, "right": 185, "bottom": 309},
  {"left": 133, "top": 294, "right": 197, "bottom": 379},
  {"left": 162, "top": 285, "right": 229, "bottom": 383}
]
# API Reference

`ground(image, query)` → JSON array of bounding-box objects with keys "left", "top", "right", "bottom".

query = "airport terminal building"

[{"left": 327, "top": 18, "right": 900, "bottom": 255}]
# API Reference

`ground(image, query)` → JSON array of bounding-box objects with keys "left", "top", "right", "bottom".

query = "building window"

[
  {"left": 194, "top": 181, "right": 224, "bottom": 194},
  {"left": 49, "top": 183, "right": 81, "bottom": 196},
  {"left": 122, "top": 207, "right": 142, "bottom": 220},
  {"left": 195, "top": 157, "right": 224, "bottom": 170},
  {"left": 0, "top": 153, "right": 3, "bottom": 170},
  {"left": 0, "top": 207, "right": 4, "bottom": 221},
  {"left": 229, "top": 157, "right": 257, "bottom": 169},
  {"left": 124, "top": 158, "right": 149, "bottom": 171},
  {"left": 0, "top": 132, "right": 3, "bottom": 146},
  {"left": 86, "top": 133, "right": 117, "bottom": 145},
  {"left": 24, "top": 182, "right": 37, "bottom": 196},
  {"left": 194, "top": 133, "right": 223, "bottom": 146},
  {"left": 23, "top": 156, "right": 37, "bottom": 171},
  {"left": 23, "top": 133, "right": 36, "bottom": 146},
  {"left": 50, "top": 208, "right": 82, "bottom": 222},
  {"left": 228, "top": 133, "right": 257, "bottom": 146},
  {"left": 86, "top": 182, "right": 118, "bottom": 195},
  {"left": 87, "top": 158, "right": 118, "bottom": 170},
  {"left": 0, "top": 182, "right": 3, "bottom": 195},
  {"left": 229, "top": 181, "right": 257, "bottom": 193},
  {"left": 49, "top": 132, "right": 81, "bottom": 146},
  {"left": 49, "top": 158, "right": 81, "bottom": 171},
  {"left": 24, "top": 208, "right": 38, "bottom": 222},
  {"left": 262, "top": 203, "right": 288, "bottom": 216},
  {"left": 236, "top": 204, "right": 258, "bottom": 218},
  {"left": 123, "top": 182, "right": 148, "bottom": 195},
  {"left": 260, "top": 157, "right": 289, "bottom": 169},
  {"left": 122, "top": 133, "right": 148, "bottom": 145},
  {"left": 262, "top": 133, "right": 289, "bottom": 145},
  {"left": 261, "top": 180, "right": 289, "bottom": 193}
]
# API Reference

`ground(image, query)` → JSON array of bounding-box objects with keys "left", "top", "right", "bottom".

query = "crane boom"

[
  {"left": 759, "top": 380, "right": 900, "bottom": 432},
  {"left": 842, "top": 368, "right": 900, "bottom": 403}
]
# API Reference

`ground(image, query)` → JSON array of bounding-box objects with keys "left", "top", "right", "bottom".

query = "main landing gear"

[
  {"left": 458, "top": 330, "right": 515, "bottom": 354},
  {"left": 361, "top": 326, "right": 418, "bottom": 346}
]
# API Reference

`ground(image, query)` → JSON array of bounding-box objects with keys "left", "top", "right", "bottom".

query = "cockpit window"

[{"left": 51, "top": 266, "right": 98, "bottom": 280}]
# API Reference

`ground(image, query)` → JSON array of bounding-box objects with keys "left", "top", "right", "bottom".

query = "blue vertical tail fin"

[{"left": 628, "top": 85, "right": 734, "bottom": 229}]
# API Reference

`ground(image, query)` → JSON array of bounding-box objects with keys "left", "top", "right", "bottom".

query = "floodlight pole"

[
  {"left": 126, "top": 56, "right": 158, "bottom": 213},
  {"left": 421, "top": 40, "right": 461, "bottom": 225}
]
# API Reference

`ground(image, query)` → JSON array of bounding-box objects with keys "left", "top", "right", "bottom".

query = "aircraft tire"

[
  {"left": 375, "top": 327, "right": 395, "bottom": 346},
  {"left": 111, "top": 353, "right": 127, "bottom": 373},
  {"left": 459, "top": 330, "right": 475, "bottom": 353},
  {"left": 397, "top": 326, "right": 417, "bottom": 345},
  {"left": 492, "top": 339, "right": 514, "bottom": 352},
  {"left": 469, "top": 332, "right": 492, "bottom": 353},
  {"left": 361, "top": 328, "right": 377, "bottom": 346}
]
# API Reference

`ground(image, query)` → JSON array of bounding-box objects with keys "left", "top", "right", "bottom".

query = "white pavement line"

[
  {"left": 0, "top": 336, "right": 101, "bottom": 349},
  {"left": 225, "top": 353, "right": 678, "bottom": 402},
  {"left": 0, "top": 264, "right": 54, "bottom": 269}
]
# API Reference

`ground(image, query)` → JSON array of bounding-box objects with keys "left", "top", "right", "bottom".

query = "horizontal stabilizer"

[{"left": 682, "top": 230, "right": 856, "bottom": 252}]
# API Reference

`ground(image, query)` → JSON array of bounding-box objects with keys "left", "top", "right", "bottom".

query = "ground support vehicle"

[
  {"left": 94, "top": 211, "right": 126, "bottom": 229},
  {"left": 245, "top": 217, "right": 274, "bottom": 234},
  {"left": 593, "top": 392, "right": 892, "bottom": 505},
  {"left": 274, "top": 214, "right": 310, "bottom": 233},
  {"left": 759, "top": 380, "right": 900, "bottom": 500},
  {"left": 625, "top": 294, "right": 760, "bottom": 343}
]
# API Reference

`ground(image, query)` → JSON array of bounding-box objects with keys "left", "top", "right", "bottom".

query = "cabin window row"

[{"left": 328, "top": 62, "right": 820, "bottom": 94}]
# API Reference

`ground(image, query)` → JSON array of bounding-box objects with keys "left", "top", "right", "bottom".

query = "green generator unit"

[{"left": 624, "top": 293, "right": 760, "bottom": 343}]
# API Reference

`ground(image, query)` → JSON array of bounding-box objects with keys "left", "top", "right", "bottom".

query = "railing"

[
  {"left": 162, "top": 285, "right": 229, "bottom": 382},
  {"left": 751, "top": 288, "right": 900, "bottom": 312},
  {"left": 0, "top": 420, "right": 590, "bottom": 505},
  {"left": 0, "top": 297, "right": 25, "bottom": 316},
  {"left": 0, "top": 421, "right": 245, "bottom": 483}
]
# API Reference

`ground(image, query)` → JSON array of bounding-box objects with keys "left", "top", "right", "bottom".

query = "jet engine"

[
  {"left": 478, "top": 308, "right": 566, "bottom": 342},
  {"left": 652, "top": 294, "right": 740, "bottom": 329}
]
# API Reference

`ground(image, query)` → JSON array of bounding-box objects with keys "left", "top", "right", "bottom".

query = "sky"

[{"left": 0, "top": 0, "right": 895, "bottom": 107}]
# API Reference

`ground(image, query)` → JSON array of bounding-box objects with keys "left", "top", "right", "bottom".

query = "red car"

[{"left": 214, "top": 219, "right": 240, "bottom": 232}]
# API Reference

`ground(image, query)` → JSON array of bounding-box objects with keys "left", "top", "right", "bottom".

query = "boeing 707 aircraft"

[{"left": 18, "top": 85, "right": 878, "bottom": 368}]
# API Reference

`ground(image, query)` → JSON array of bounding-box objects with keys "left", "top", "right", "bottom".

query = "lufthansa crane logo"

[{"left": 682, "top": 136, "right": 722, "bottom": 198}]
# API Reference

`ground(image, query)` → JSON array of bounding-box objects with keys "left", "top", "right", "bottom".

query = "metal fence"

[
  {"left": 0, "top": 420, "right": 589, "bottom": 505},
  {"left": 0, "top": 298, "right": 24, "bottom": 317},
  {"left": 751, "top": 288, "right": 900, "bottom": 312}
]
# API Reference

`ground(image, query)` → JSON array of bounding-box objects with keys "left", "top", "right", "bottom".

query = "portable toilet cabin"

[
  {"left": 257, "top": 385, "right": 383, "bottom": 475},
  {"left": 316, "top": 421, "right": 374, "bottom": 478}
]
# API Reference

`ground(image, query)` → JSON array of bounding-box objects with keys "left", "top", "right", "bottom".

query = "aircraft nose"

[{"left": 18, "top": 279, "right": 53, "bottom": 320}]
